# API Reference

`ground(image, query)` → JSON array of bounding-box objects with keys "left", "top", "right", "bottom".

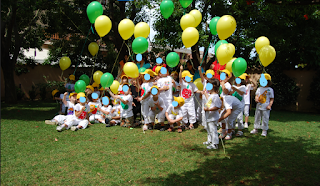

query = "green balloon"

[
  {"left": 79, "top": 74, "right": 90, "bottom": 86},
  {"left": 86, "top": 1, "right": 103, "bottom": 24},
  {"left": 139, "top": 67, "right": 147, "bottom": 73},
  {"left": 179, "top": 0, "right": 193, "bottom": 8},
  {"left": 132, "top": 37, "right": 149, "bottom": 54},
  {"left": 74, "top": 80, "right": 86, "bottom": 93},
  {"left": 209, "top": 16, "right": 220, "bottom": 35},
  {"left": 232, "top": 57, "right": 247, "bottom": 77},
  {"left": 160, "top": 0, "right": 174, "bottom": 19},
  {"left": 214, "top": 40, "right": 228, "bottom": 55},
  {"left": 166, "top": 52, "right": 180, "bottom": 67},
  {"left": 100, "top": 73, "right": 114, "bottom": 88}
]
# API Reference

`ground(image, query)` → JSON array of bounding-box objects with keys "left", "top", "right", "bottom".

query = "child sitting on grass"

[{"left": 70, "top": 93, "right": 91, "bottom": 131}]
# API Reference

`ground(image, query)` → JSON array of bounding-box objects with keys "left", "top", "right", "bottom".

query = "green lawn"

[{"left": 1, "top": 101, "right": 320, "bottom": 185}]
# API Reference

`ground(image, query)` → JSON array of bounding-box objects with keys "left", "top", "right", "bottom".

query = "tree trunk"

[
  {"left": 191, "top": 45, "right": 200, "bottom": 68},
  {"left": 1, "top": 54, "right": 17, "bottom": 103}
]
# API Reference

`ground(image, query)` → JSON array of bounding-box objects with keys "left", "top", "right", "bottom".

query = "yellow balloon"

[
  {"left": 226, "top": 57, "right": 236, "bottom": 72},
  {"left": 216, "top": 15, "right": 237, "bottom": 40},
  {"left": 93, "top": 70, "right": 103, "bottom": 84},
  {"left": 182, "top": 27, "right": 199, "bottom": 48},
  {"left": 88, "top": 42, "right": 99, "bottom": 56},
  {"left": 259, "top": 45, "right": 276, "bottom": 67},
  {"left": 59, "top": 56, "right": 71, "bottom": 71},
  {"left": 193, "top": 78, "right": 203, "bottom": 91},
  {"left": 110, "top": 80, "right": 120, "bottom": 94},
  {"left": 255, "top": 36, "right": 270, "bottom": 54},
  {"left": 216, "top": 43, "right": 235, "bottom": 65},
  {"left": 94, "top": 15, "right": 112, "bottom": 37},
  {"left": 118, "top": 19, "right": 135, "bottom": 40},
  {"left": 134, "top": 22, "right": 150, "bottom": 38},
  {"left": 189, "top": 9, "right": 202, "bottom": 27},
  {"left": 180, "top": 14, "right": 195, "bottom": 30},
  {"left": 123, "top": 62, "right": 139, "bottom": 78}
]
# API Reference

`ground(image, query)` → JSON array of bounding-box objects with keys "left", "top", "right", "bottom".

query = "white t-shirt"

[
  {"left": 256, "top": 87, "right": 274, "bottom": 110},
  {"left": 148, "top": 96, "right": 165, "bottom": 111},
  {"left": 120, "top": 94, "right": 133, "bottom": 118},
  {"left": 66, "top": 101, "right": 76, "bottom": 116},
  {"left": 112, "top": 104, "right": 121, "bottom": 117},
  {"left": 88, "top": 100, "right": 102, "bottom": 115},
  {"left": 232, "top": 85, "right": 246, "bottom": 104},
  {"left": 244, "top": 84, "right": 254, "bottom": 104},
  {"left": 101, "top": 105, "right": 112, "bottom": 118},
  {"left": 166, "top": 105, "right": 183, "bottom": 117},
  {"left": 223, "top": 95, "right": 243, "bottom": 111},
  {"left": 74, "top": 103, "right": 90, "bottom": 120},
  {"left": 180, "top": 80, "right": 198, "bottom": 103},
  {"left": 220, "top": 82, "right": 232, "bottom": 98},
  {"left": 65, "top": 83, "right": 75, "bottom": 91},
  {"left": 118, "top": 85, "right": 123, "bottom": 92},
  {"left": 205, "top": 93, "right": 222, "bottom": 122},
  {"left": 157, "top": 76, "right": 173, "bottom": 101},
  {"left": 140, "top": 82, "right": 153, "bottom": 104}
]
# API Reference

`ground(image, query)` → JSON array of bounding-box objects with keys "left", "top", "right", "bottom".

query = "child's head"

[
  {"left": 85, "top": 85, "right": 94, "bottom": 95},
  {"left": 52, "top": 89, "right": 59, "bottom": 100},
  {"left": 171, "top": 71, "right": 179, "bottom": 81},
  {"left": 92, "top": 82, "right": 99, "bottom": 91},
  {"left": 69, "top": 75, "right": 75, "bottom": 83},
  {"left": 150, "top": 86, "right": 160, "bottom": 97},
  {"left": 220, "top": 69, "right": 231, "bottom": 81},
  {"left": 173, "top": 96, "right": 185, "bottom": 108},
  {"left": 205, "top": 69, "right": 214, "bottom": 80},
  {"left": 207, "top": 79, "right": 220, "bottom": 93},
  {"left": 238, "top": 73, "right": 248, "bottom": 86},
  {"left": 69, "top": 92, "right": 77, "bottom": 103},
  {"left": 122, "top": 83, "right": 131, "bottom": 95},
  {"left": 76, "top": 92, "right": 86, "bottom": 104},
  {"left": 263, "top": 73, "right": 272, "bottom": 87},
  {"left": 154, "top": 66, "right": 162, "bottom": 78},
  {"left": 186, "top": 60, "right": 194, "bottom": 72},
  {"left": 101, "top": 96, "right": 110, "bottom": 107},
  {"left": 141, "top": 69, "right": 157, "bottom": 82},
  {"left": 120, "top": 75, "right": 129, "bottom": 84},
  {"left": 181, "top": 70, "right": 194, "bottom": 83}
]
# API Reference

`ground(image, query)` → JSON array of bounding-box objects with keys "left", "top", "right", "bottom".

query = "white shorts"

[
  {"left": 244, "top": 104, "right": 250, "bottom": 117},
  {"left": 226, "top": 107, "right": 243, "bottom": 129},
  {"left": 181, "top": 101, "right": 196, "bottom": 124},
  {"left": 53, "top": 115, "right": 67, "bottom": 125},
  {"left": 65, "top": 117, "right": 88, "bottom": 129}
]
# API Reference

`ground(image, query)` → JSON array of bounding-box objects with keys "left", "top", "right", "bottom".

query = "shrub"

[
  {"left": 28, "top": 85, "right": 38, "bottom": 101},
  {"left": 16, "top": 86, "right": 25, "bottom": 101},
  {"left": 307, "top": 70, "right": 320, "bottom": 111},
  {"left": 36, "top": 83, "right": 48, "bottom": 100}
]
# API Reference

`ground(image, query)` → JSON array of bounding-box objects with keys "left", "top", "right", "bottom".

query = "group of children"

[{"left": 46, "top": 63, "right": 274, "bottom": 150}]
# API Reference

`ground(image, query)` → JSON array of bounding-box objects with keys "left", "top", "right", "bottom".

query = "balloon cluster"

[{"left": 255, "top": 36, "right": 276, "bottom": 67}]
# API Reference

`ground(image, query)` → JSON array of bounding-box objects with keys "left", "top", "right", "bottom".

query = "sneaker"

[
  {"left": 235, "top": 123, "right": 238, "bottom": 128},
  {"left": 105, "top": 118, "right": 110, "bottom": 124},
  {"left": 105, "top": 124, "right": 111, "bottom": 127},
  {"left": 203, "top": 141, "right": 211, "bottom": 145},
  {"left": 45, "top": 120, "right": 58, "bottom": 125},
  {"left": 236, "top": 131, "right": 243, "bottom": 137},
  {"left": 143, "top": 125, "right": 148, "bottom": 131},
  {"left": 250, "top": 129, "right": 258, "bottom": 134},
  {"left": 261, "top": 130, "right": 268, "bottom": 137},
  {"left": 177, "top": 127, "right": 182, "bottom": 133},
  {"left": 160, "top": 126, "right": 166, "bottom": 131},
  {"left": 207, "top": 144, "right": 218, "bottom": 149},
  {"left": 244, "top": 123, "right": 249, "bottom": 129},
  {"left": 167, "top": 127, "right": 173, "bottom": 132},
  {"left": 56, "top": 125, "right": 65, "bottom": 132},
  {"left": 225, "top": 133, "right": 232, "bottom": 140},
  {"left": 71, "top": 126, "right": 78, "bottom": 131},
  {"left": 148, "top": 125, "right": 153, "bottom": 130}
]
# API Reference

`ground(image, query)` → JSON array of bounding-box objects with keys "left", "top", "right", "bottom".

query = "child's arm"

[
  {"left": 62, "top": 92, "right": 68, "bottom": 106},
  {"left": 204, "top": 106, "right": 220, "bottom": 111},
  {"left": 266, "top": 98, "right": 274, "bottom": 110},
  {"left": 112, "top": 116, "right": 121, "bottom": 120},
  {"left": 173, "top": 116, "right": 183, "bottom": 123},
  {"left": 179, "top": 65, "right": 183, "bottom": 84},
  {"left": 99, "top": 108, "right": 110, "bottom": 115},
  {"left": 165, "top": 112, "right": 174, "bottom": 124},
  {"left": 75, "top": 106, "right": 85, "bottom": 118},
  {"left": 136, "top": 91, "right": 151, "bottom": 102},
  {"left": 218, "top": 109, "right": 232, "bottom": 122},
  {"left": 154, "top": 101, "right": 163, "bottom": 111},
  {"left": 195, "top": 90, "right": 203, "bottom": 94},
  {"left": 106, "top": 88, "right": 116, "bottom": 98},
  {"left": 231, "top": 86, "right": 244, "bottom": 95},
  {"left": 198, "top": 66, "right": 205, "bottom": 82},
  {"left": 118, "top": 96, "right": 128, "bottom": 104},
  {"left": 203, "top": 91, "right": 209, "bottom": 99}
]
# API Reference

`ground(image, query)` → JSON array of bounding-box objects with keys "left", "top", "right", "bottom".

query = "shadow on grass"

[
  {"left": 1, "top": 101, "right": 58, "bottom": 121},
  {"left": 137, "top": 134, "right": 320, "bottom": 185}
]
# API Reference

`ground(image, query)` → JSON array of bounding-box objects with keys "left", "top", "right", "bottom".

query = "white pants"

[
  {"left": 244, "top": 104, "right": 250, "bottom": 117},
  {"left": 194, "top": 93, "right": 202, "bottom": 122},
  {"left": 147, "top": 109, "right": 165, "bottom": 123},
  {"left": 53, "top": 115, "right": 67, "bottom": 125},
  {"left": 206, "top": 121, "right": 219, "bottom": 145},
  {"left": 141, "top": 103, "right": 150, "bottom": 124},
  {"left": 226, "top": 106, "right": 243, "bottom": 129},
  {"left": 236, "top": 111, "right": 244, "bottom": 129},
  {"left": 181, "top": 101, "right": 196, "bottom": 124},
  {"left": 89, "top": 114, "right": 103, "bottom": 123},
  {"left": 168, "top": 114, "right": 182, "bottom": 122},
  {"left": 201, "top": 98, "right": 206, "bottom": 127},
  {"left": 65, "top": 117, "right": 89, "bottom": 129},
  {"left": 254, "top": 109, "right": 270, "bottom": 130}
]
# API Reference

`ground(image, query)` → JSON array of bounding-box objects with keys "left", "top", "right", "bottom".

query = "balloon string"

[
  {"left": 200, "top": 37, "right": 214, "bottom": 66},
  {"left": 111, "top": 41, "right": 125, "bottom": 75},
  {"left": 183, "top": 8, "right": 186, "bottom": 15},
  {"left": 90, "top": 38, "right": 101, "bottom": 83},
  {"left": 61, "top": 70, "right": 64, "bottom": 80},
  {"left": 73, "top": 27, "right": 91, "bottom": 75}
]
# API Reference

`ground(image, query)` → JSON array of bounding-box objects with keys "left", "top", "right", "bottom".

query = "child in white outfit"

[
  {"left": 251, "top": 73, "right": 274, "bottom": 137},
  {"left": 69, "top": 93, "right": 91, "bottom": 131},
  {"left": 165, "top": 97, "right": 185, "bottom": 133},
  {"left": 146, "top": 86, "right": 166, "bottom": 131}
]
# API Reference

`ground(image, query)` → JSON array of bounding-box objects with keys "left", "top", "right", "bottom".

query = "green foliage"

[
  {"left": 15, "top": 86, "right": 25, "bottom": 101},
  {"left": 44, "top": 76, "right": 66, "bottom": 92},
  {"left": 307, "top": 71, "right": 320, "bottom": 111},
  {"left": 36, "top": 83, "right": 48, "bottom": 100},
  {"left": 28, "top": 85, "right": 38, "bottom": 101}
]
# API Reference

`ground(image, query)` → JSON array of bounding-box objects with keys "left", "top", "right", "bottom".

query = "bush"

[
  {"left": 28, "top": 85, "right": 38, "bottom": 101},
  {"left": 36, "top": 83, "right": 48, "bottom": 100},
  {"left": 16, "top": 86, "right": 25, "bottom": 101},
  {"left": 307, "top": 70, "right": 320, "bottom": 111}
]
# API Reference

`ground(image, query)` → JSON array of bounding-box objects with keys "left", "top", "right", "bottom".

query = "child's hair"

[
  {"left": 87, "top": 93, "right": 93, "bottom": 102},
  {"left": 267, "top": 80, "right": 272, "bottom": 86},
  {"left": 240, "top": 79, "right": 246, "bottom": 85},
  {"left": 208, "top": 78, "right": 220, "bottom": 93}
]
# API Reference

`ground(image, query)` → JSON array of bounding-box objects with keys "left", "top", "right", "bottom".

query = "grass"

[{"left": 1, "top": 101, "right": 320, "bottom": 185}]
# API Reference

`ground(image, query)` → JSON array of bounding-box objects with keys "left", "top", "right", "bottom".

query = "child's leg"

[
  {"left": 261, "top": 110, "right": 270, "bottom": 131},
  {"left": 209, "top": 122, "right": 219, "bottom": 145},
  {"left": 253, "top": 109, "right": 262, "bottom": 130},
  {"left": 125, "top": 116, "right": 134, "bottom": 128},
  {"left": 78, "top": 120, "right": 89, "bottom": 129},
  {"left": 89, "top": 115, "right": 96, "bottom": 124},
  {"left": 204, "top": 121, "right": 212, "bottom": 143},
  {"left": 237, "top": 111, "right": 244, "bottom": 131},
  {"left": 187, "top": 103, "right": 196, "bottom": 129},
  {"left": 180, "top": 105, "right": 189, "bottom": 125},
  {"left": 141, "top": 104, "right": 149, "bottom": 124},
  {"left": 244, "top": 104, "right": 250, "bottom": 124}
]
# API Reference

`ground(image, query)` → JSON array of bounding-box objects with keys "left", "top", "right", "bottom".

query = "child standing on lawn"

[
  {"left": 165, "top": 97, "right": 185, "bottom": 133},
  {"left": 179, "top": 65, "right": 203, "bottom": 130},
  {"left": 243, "top": 73, "right": 255, "bottom": 128},
  {"left": 157, "top": 66, "right": 174, "bottom": 110},
  {"left": 251, "top": 73, "right": 274, "bottom": 137},
  {"left": 70, "top": 93, "right": 91, "bottom": 131},
  {"left": 202, "top": 79, "right": 221, "bottom": 149},
  {"left": 218, "top": 69, "right": 232, "bottom": 135},
  {"left": 231, "top": 75, "right": 246, "bottom": 137}
]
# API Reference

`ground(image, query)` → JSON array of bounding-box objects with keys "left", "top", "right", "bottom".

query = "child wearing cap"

[
  {"left": 157, "top": 66, "right": 174, "bottom": 110},
  {"left": 118, "top": 75, "right": 129, "bottom": 93},
  {"left": 179, "top": 65, "right": 203, "bottom": 130},
  {"left": 85, "top": 85, "right": 94, "bottom": 95},
  {"left": 107, "top": 83, "right": 134, "bottom": 128},
  {"left": 145, "top": 86, "right": 166, "bottom": 131},
  {"left": 98, "top": 96, "right": 113, "bottom": 127},
  {"left": 69, "top": 93, "right": 91, "bottom": 131},
  {"left": 92, "top": 82, "right": 100, "bottom": 97},
  {"left": 243, "top": 73, "right": 255, "bottom": 128},
  {"left": 65, "top": 75, "right": 75, "bottom": 93},
  {"left": 88, "top": 92, "right": 103, "bottom": 124},
  {"left": 165, "top": 97, "right": 184, "bottom": 132},
  {"left": 230, "top": 75, "right": 246, "bottom": 136},
  {"left": 251, "top": 73, "right": 274, "bottom": 137},
  {"left": 202, "top": 79, "right": 221, "bottom": 149},
  {"left": 136, "top": 69, "right": 157, "bottom": 127},
  {"left": 170, "top": 71, "right": 180, "bottom": 97}
]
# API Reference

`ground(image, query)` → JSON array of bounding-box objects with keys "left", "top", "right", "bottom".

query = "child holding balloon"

[
  {"left": 251, "top": 73, "right": 274, "bottom": 137},
  {"left": 202, "top": 79, "right": 221, "bottom": 149}
]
